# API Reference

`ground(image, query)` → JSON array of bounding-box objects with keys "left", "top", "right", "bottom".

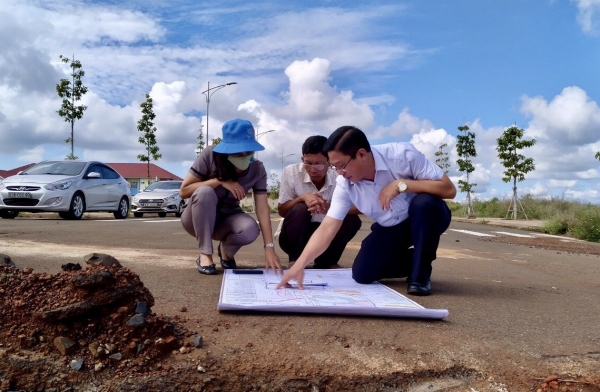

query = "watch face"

[{"left": 399, "top": 182, "right": 407, "bottom": 191}]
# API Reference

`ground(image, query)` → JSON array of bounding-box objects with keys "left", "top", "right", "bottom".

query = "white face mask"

[{"left": 228, "top": 155, "right": 253, "bottom": 170}]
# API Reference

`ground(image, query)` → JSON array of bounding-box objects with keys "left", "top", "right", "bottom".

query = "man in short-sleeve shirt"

[
  {"left": 278, "top": 126, "right": 456, "bottom": 296},
  {"left": 278, "top": 136, "right": 361, "bottom": 268}
]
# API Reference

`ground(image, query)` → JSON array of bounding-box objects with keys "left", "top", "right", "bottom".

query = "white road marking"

[
  {"left": 492, "top": 231, "right": 534, "bottom": 238},
  {"left": 449, "top": 229, "right": 495, "bottom": 237},
  {"left": 145, "top": 219, "right": 180, "bottom": 223}
]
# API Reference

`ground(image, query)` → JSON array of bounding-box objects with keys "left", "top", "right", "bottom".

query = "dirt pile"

[{"left": 0, "top": 261, "right": 190, "bottom": 391}]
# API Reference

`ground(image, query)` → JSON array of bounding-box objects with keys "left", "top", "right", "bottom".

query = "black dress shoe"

[
  {"left": 407, "top": 280, "right": 432, "bottom": 296},
  {"left": 196, "top": 258, "right": 217, "bottom": 275},
  {"left": 217, "top": 243, "right": 237, "bottom": 269}
]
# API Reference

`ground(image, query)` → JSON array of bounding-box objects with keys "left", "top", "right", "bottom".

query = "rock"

[
  {"left": 54, "top": 336, "right": 76, "bottom": 355},
  {"left": 193, "top": 336, "right": 204, "bottom": 348},
  {"left": 70, "top": 358, "right": 84, "bottom": 371},
  {"left": 126, "top": 314, "right": 145, "bottom": 327},
  {"left": 94, "top": 362, "right": 104, "bottom": 372},
  {"left": 89, "top": 342, "right": 102, "bottom": 358},
  {"left": 70, "top": 271, "right": 114, "bottom": 287},
  {"left": 36, "top": 287, "right": 138, "bottom": 322},
  {"left": 83, "top": 253, "right": 122, "bottom": 267},
  {"left": 135, "top": 301, "right": 149, "bottom": 316},
  {"left": 61, "top": 263, "right": 82, "bottom": 271},
  {"left": 109, "top": 352, "right": 122, "bottom": 361},
  {"left": 0, "top": 253, "right": 15, "bottom": 267}
]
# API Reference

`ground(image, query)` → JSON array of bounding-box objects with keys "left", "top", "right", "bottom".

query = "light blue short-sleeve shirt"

[{"left": 327, "top": 143, "right": 444, "bottom": 227}]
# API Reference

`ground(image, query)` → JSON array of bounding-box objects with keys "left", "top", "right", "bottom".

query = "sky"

[{"left": 1, "top": 0, "right": 600, "bottom": 205}]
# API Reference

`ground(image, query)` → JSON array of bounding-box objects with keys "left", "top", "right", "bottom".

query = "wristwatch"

[
  {"left": 264, "top": 243, "right": 275, "bottom": 249},
  {"left": 398, "top": 179, "right": 408, "bottom": 193}
]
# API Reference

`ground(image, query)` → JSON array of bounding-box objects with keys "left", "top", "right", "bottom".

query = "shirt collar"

[{"left": 302, "top": 166, "right": 337, "bottom": 190}]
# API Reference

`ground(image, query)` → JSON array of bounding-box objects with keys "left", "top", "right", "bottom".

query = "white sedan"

[{"left": 0, "top": 160, "right": 131, "bottom": 220}]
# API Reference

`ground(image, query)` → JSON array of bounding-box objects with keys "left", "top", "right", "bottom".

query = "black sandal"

[
  {"left": 217, "top": 242, "right": 237, "bottom": 269},
  {"left": 196, "top": 258, "right": 217, "bottom": 275}
]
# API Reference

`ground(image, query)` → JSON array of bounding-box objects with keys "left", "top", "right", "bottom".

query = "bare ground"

[{"left": 1, "top": 219, "right": 600, "bottom": 391}]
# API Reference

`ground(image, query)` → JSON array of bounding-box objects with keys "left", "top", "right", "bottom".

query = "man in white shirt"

[
  {"left": 278, "top": 136, "right": 361, "bottom": 269},
  {"left": 277, "top": 126, "right": 456, "bottom": 296}
]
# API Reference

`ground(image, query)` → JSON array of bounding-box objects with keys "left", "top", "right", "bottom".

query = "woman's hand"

[
  {"left": 276, "top": 262, "right": 306, "bottom": 289},
  {"left": 221, "top": 181, "right": 245, "bottom": 200},
  {"left": 264, "top": 247, "right": 283, "bottom": 275}
]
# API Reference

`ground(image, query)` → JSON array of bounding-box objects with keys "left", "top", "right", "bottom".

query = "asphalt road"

[{"left": 1, "top": 213, "right": 599, "bottom": 390}]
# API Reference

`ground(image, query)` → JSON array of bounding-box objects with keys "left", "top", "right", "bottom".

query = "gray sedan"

[{"left": 131, "top": 181, "right": 184, "bottom": 218}]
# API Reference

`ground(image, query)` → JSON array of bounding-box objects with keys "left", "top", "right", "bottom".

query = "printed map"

[{"left": 218, "top": 269, "right": 448, "bottom": 319}]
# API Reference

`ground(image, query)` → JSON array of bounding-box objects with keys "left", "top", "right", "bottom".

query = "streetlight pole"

[
  {"left": 281, "top": 153, "right": 295, "bottom": 173},
  {"left": 255, "top": 129, "right": 276, "bottom": 159},
  {"left": 202, "top": 81, "right": 237, "bottom": 146}
]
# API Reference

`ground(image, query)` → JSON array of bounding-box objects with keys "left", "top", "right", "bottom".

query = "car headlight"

[
  {"left": 44, "top": 180, "right": 74, "bottom": 191},
  {"left": 164, "top": 194, "right": 178, "bottom": 202},
  {"left": 0, "top": 180, "right": 4, "bottom": 191},
  {"left": 132, "top": 195, "right": 139, "bottom": 202}
]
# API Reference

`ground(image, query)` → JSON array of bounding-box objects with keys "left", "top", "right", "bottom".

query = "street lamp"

[
  {"left": 201, "top": 81, "right": 237, "bottom": 146},
  {"left": 256, "top": 129, "right": 275, "bottom": 140},
  {"left": 255, "top": 129, "right": 276, "bottom": 159},
  {"left": 281, "top": 153, "right": 295, "bottom": 173}
]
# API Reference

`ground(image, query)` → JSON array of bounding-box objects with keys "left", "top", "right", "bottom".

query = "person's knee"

[
  {"left": 285, "top": 203, "right": 310, "bottom": 218},
  {"left": 352, "top": 263, "right": 378, "bottom": 284},
  {"left": 352, "top": 272, "right": 377, "bottom": 284},
  {"left": 347, "top": 215, "right": 362, "bottom": 233},
  {"left": 192, "top": 185, "right": 218, "bottom": 202}
]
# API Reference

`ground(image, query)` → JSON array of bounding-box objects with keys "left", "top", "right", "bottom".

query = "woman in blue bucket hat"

[{"left": 180, "top": 119, "right": 283, "bottom": 275}]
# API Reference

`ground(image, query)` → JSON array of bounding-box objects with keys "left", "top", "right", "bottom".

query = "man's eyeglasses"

[
  {"left": 303, "top": 163, "right": 327, "bottom": 171},
  {"left": 331, "top": 156, "right": 354, "bottom": 173}
]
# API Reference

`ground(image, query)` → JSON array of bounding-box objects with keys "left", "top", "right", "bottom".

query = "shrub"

[
  {"left": 569, "top": 205, "right": 600, "bottom": 242},
  {"left": 542, "top": 217, "right": 569, "bottom": 235}
]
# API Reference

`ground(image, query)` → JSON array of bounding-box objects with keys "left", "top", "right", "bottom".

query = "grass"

[{"left": 449, "top": 194, "right": 600, "bottom": 243}]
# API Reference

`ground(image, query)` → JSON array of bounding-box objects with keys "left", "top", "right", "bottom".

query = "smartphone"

[{"left": 232, "top": 269, "right": 263, "bottom": 274}]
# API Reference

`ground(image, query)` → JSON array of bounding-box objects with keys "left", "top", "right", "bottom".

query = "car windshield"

[
  {"left": 144, "top": 182, "right": 182, "bottom": 191},
  {"left": 22, "top": 162, "right": 87, "bottom": 176}
]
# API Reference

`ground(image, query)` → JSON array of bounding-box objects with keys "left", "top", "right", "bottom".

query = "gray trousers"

[{"left": 181, "top": 186, "right": 260, "bottom": 258}]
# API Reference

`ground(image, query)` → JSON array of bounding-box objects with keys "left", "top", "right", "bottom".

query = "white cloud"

[
  {"left": 572, "top": 0, "right": 600, "bottom": 34},
  {"left": 18, "top": 146, "right": 45, "bottom": 164},
  {"left": 547, "top": 179, "right": 578, "bottom": 188},
  {"left": 574, "top": 169, "right": 599, "bottom": 179}
]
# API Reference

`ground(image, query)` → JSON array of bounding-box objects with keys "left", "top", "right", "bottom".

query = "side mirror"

[{"left": 86, "top": 172, "right": 100, "bottom": 179}]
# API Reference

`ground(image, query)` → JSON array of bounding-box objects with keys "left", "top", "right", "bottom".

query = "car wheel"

[
  {"left": 66, "top": 192, "right": 85, "bottom": 220},
  {"left": 0, "top": 210, "right": 19, "bottom": 219},
  {"left": 175, "top": 201, "right": 184, "bottom": 218},
  {"left": 113, "top": 197, "right": 129, "bottom": 219},
  {"left": 158, "top": 212, "right": 167, "bottom": 218},
  {"left": 133, "top": 212, "right": 144, "bottom": 218}
]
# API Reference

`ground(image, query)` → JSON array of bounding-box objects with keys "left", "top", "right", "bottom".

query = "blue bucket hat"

[{"left": 212, "top": 119, "right": 265, "bottom": 154}]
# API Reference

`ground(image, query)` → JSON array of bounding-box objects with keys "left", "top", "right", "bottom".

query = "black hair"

[
  {"left": 302, "top": 135, "right": 328, "bottom": 156},
  {"left": 211, "top": 152, "right": 240, "bottom": 181},
  {"left": 323, "top": 126, "right": 371, "bottom": 157}
]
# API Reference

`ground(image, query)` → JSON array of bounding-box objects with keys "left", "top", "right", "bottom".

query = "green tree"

[
  {"left": 434, "top": 143, "right": 450, "bottom": 174},
  {"left": 496, "top": 125, "right": 537, "bottom": 220},
  {"left": 197, "top": 124, "right": 205, "bottom": 151},
  {"left": 595, "top": 151, "right": 600, "bottom": 161},
  {"left": 211, "top": 137, "right": 222, "bottom": 146},
  {"left": 56, "top": 54, "right": 88, "bottom": 160},
  {"left": 268, "top": 173, "right": 280, "bottom": 200},
  {"left": 456, "top": 125, "right": 477, "bottom": 217},
  {"left": 137, "top": 94, "right": 162, "bottom": 180}
]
